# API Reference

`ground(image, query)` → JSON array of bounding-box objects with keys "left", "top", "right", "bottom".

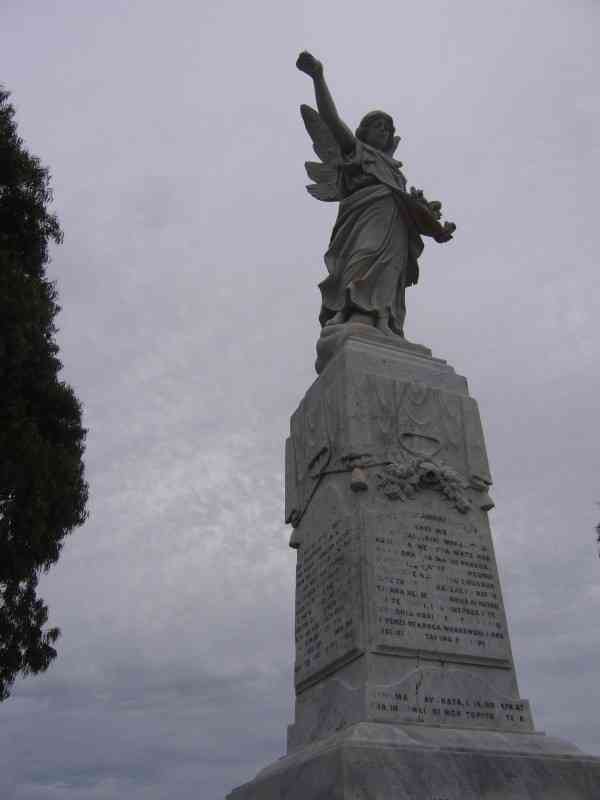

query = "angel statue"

[{"left": 296, "top": 51, "right": 455, "bottom": 371}]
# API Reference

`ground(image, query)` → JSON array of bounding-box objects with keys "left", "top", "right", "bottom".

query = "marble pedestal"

[
  {"left": 226, "top": 331, "right": 600, "bottom": 799},
  {"left": 228, "top": 722, "right": 600, "bottom": 800}
]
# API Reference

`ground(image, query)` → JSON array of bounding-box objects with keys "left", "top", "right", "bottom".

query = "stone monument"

[{"left": 226, "top": 52, "right": 600, "bottom": 799}]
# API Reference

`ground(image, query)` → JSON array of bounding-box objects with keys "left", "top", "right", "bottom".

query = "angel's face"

[{"left": 365, "top": 116, "right": 392, "bottom": 151}]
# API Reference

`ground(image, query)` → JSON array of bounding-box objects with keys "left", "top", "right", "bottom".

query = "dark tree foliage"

[{"left": 0, "top": 88, "right": 88, "bottom": 699}]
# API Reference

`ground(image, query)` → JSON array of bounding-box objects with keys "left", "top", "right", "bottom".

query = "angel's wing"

[{"left": 300, "top": 104, "right": 341, "bottom": 202}]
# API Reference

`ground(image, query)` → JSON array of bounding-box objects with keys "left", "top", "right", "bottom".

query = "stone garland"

[{"left": 376, "top": 455, "right": 471, "bottom": 513}]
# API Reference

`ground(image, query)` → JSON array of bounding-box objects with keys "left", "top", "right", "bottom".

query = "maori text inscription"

[
  {"left": 368, "top": 684, "right": 533, "bottom": 732},
  {"left": 369, "top": 508, "right": 511, "bottom": 662},
  {"left": 294, "top": 519, "right": 362, "bottom": 688}
]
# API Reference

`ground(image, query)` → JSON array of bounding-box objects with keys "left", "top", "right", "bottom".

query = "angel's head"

[{"left": 356, "top": 111, "right": 397, "bottom": 154}]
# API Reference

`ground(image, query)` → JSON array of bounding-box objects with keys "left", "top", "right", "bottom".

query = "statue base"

[
  {"left": 315, "top": 321, "right": 429, "bottom": 374},
  {"left": 226, "top": 722, "right": 600, "bottom": 799},
  {"left": 227, "top": 333, "right": 600, "bottom": 799}
]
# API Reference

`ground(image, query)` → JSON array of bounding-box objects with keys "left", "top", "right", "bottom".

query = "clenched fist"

[{"left": 296, "top": 51, "right": 323, "bottom": 79}]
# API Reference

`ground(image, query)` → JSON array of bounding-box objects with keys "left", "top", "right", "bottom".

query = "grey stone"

[
  {"left": 228, "top": 722, "right": 600, "bottom": 800},
  {"left": 285, "top": 336, "right": 489, "bottom": 532},
  {"left": 314, "top": 321, "right": 433, "bottom": 375},
  {"left": 285, "top": 337, "right": 529, "bottom": 754},
  {"left": 296, "top": 50, "right": 455, "bottom": 346},
  {"left": 227, "top": 333, "right": 600, "bottom": 798}
]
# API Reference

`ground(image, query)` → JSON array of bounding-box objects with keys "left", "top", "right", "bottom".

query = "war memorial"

[{"left": 226, "top": 52, "right": 600, "bottom": 799}]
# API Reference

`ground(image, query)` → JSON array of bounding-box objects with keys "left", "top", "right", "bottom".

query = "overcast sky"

[{"left": 2, "top": 1, "right": 600, "bottom": 798}]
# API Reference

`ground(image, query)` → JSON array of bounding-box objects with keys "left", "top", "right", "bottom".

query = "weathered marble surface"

[
  {"left": 228, "top": 722, "right": 600, "bottom": 800},
  {"left": 285, "top": 334, "right": 492, "bottom": 532},
  {"left": 285, "top": 336, "right": 528, "bottom": 751},
  {"left": 296, "top": 50, "right": 456, "bottom": 346},
  {"left": 226, "top": 334, "right": 599, "bottom": 799},
  {"left": 314, "top": 320, "right": 433, "bottom": 374}
]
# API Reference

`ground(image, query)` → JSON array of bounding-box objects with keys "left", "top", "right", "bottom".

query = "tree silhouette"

[{"left": 0, "top": 88, "right": 88, "bottom": 699}]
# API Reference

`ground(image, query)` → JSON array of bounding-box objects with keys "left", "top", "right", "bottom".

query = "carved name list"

[{"left": 368, "top": 506, "right": 511, "bottom": 663}]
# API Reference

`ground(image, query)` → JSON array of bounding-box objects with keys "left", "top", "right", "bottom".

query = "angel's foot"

[
  {"left": 347, "top": 311, "right": 375, "bottom": 327},
  {"left": 376, "top": 314, "right": 406, "bottom": 339},
  {"left": 376, "top": 314, "right": 394, "bottom": 336}
]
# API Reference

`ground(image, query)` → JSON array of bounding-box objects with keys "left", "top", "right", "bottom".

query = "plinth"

[{"left": 227, "top": 331, "right": 600, "bottom": 799}]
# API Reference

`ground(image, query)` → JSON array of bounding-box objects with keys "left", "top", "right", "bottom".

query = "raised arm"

[{"left": 296, "top": 51, "right": 355, "bottom": 155}]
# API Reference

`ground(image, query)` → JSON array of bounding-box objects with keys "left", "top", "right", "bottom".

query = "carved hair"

[{"left": 355, "top": 110, "right": 396, "bottom": 152}]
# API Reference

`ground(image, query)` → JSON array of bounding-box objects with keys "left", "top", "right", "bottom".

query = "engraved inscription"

[
  {"left": 368, "top": 685, "right": 534, "bottom": 732},
  {"left": 294, "top": 519, "right": 362, "bottom": 687},
  {"left": 369, "top": 507, "right": 511, "bottom": 661}
]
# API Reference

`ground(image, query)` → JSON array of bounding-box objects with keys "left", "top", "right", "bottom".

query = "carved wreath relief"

[{"left": 376, "top": 453, "right": 471, "bottom": 514}]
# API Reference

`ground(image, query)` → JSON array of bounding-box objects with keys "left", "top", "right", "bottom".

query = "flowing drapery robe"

[{"left": 319, "top": 141, "right": 424, "bottom": 336}]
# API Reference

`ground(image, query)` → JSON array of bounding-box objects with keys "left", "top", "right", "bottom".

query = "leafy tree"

[{"left": 0, "top": 88, "right": 88, "bottom": 699}]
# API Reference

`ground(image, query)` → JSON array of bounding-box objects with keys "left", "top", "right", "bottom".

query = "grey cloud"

[{"left": 1, "top": 0, "right": 599, "bottom": 798}]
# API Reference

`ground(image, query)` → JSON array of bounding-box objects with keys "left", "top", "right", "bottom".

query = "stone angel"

[{"left": 296, "top": 51, "right": 456, "bottom": 352}]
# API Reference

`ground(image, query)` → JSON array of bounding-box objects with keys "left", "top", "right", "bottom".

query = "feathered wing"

[{"left": 300, "top": 104, "right": 341, "bottom": 202}]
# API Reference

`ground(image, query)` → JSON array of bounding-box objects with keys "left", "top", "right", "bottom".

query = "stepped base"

[{"left": 227, "top": 722, "right": 600, "bottom": 799}]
